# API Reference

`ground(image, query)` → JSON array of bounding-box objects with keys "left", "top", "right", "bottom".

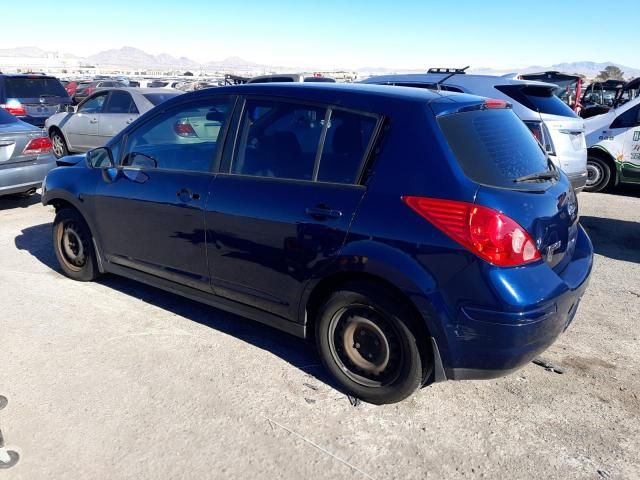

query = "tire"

[
  {"left": 584, "top": 155, "right": 612, "bottom": 193},
  {"left": 52, "top": 208, "right": 100, "bottom": 282},
  {"left": 316, "top": 282, "right": 427, "bottom": 404},
  {"left": 50, "top": 129, "right": 69, "bottom": 159}
]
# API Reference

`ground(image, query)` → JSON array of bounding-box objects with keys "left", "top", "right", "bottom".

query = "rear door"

[
  {"left": 65, "top": 92, "right": 109, "bottom": 151},
  {"left": 98, "top": 90, "right": 139, "bottom": 145},
  {"left": 614, "top": 103, "right": 640, "bottom": 182},
  {"left": 206, "top": 97, "right": 379, "bottom": 320}
]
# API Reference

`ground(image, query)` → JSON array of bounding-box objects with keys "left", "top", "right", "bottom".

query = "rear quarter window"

[
  {"left": 495, "top": 85, "right": 577, "bottom": 117},
  {"left": 438, "top": 109, "right": 551, "bottom": 189}
]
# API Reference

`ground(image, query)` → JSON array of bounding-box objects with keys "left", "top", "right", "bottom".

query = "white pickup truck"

[{"left": 584, "top": 96, "right": 640, "bottom": 191}]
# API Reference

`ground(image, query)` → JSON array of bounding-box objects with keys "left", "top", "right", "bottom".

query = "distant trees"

[
  {"left": 595, "top": 65, "right": 625, "bottom": 81},
  {"left": 183, "top": 71, "right": 194, "bottom": 76}
]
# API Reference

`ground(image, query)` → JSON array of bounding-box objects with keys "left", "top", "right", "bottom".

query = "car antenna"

[{"left": 430, "top": 66, "right": 470, "bottom": 91}]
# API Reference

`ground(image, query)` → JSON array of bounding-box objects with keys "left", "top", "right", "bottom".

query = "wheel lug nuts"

[{"left": 354, "top": 342, "right": 361, "bottom": 349}]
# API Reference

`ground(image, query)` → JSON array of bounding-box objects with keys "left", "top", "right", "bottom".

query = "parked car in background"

[
  {"left": 64, "top": 81, "right": 81, "bottom": 97},
  {"left": 42, "top": 83, "right": 592, "bottom": 404},
  {"left": 46, "top": 88, "right": 183, "bottom": 158},
  {"left": 0, "top": 73, "right": 72, "bottom": 127},
  {"left": 247, "top": 73, "right": 336, "bottom": 83},
  {"left": 73, "top": 80, "right": 126, "bottom": 104},
  {"left": 362, "top": 69, "right": 589, "bottom": 191},
  {"left": 584, "top": 95, "right": 640, "bottom": 191},
  {"left": 0, "top": 107, "right": 56, "bottom": 196}
]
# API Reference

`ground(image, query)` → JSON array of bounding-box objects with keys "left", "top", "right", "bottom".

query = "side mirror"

[
  {"left": 86, "top": 147, "right": 114, "bottom": 169},
  {"left": 66, "top": 105, "right": 76, "bottom": 113}
]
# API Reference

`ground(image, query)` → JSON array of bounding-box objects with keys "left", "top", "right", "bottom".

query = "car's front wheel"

[
  {"left": 50, "top": 130, "right": 69, "bottom": 159},
  {"left": 316, "top": 283, "right": 427, "bottom": 404},
  {"left": 53, "top": 208, "right": 100, "bottom": 281},
  {"left": 584, "top": 155, "right": 612, "bottom": 193}
]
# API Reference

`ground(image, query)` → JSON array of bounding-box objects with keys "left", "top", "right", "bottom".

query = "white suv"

[{"left": 361, "top": 71, "right": 588, "bottom": 191}]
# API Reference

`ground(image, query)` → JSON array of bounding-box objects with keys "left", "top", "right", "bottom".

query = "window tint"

[
  {"left": 611, "top": 105, "right": 640, "bottom": 129},
  {"left": 318, "top": 110, "right": 376, "bottom": 183},
  {"left": 232, "top": 99, "right": 325, "bottom": 180},
  {"left": 78, "top": 92, "right": 108, "bottom": 113},
  {"left": 105, "top": 91, "right": 138, "bottom": 114},
  {"left": 121, "top": 97, "right": 232, "bottom": 172},
  {"left": 0, "top": 108, "right": 18, "bottom": 125},
  {"left": 4, "top": 77, "right": 68, "bottom": 98},
  {"left": 143, "top": 92, "right": 182, "bottom": 106},
  {"left": 495, "top": 85, "right": 576, "bottom": 117},
  {"left": 438, "top": 109, "right": 551, "bottom": 190}
]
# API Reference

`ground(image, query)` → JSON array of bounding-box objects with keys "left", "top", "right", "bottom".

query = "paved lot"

[{"left": 0, "top": 187, "right": 639, "bottom": 479}]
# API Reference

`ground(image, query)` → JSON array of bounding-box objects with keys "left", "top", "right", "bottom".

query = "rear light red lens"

[
  {"left": 402, "top": 196, "right": 541, "bottom": 267},
  {"left": 484, "top": 99, "right": 509, "bottom": 109},
  {"left": 1, "top": 101, "right": 27, "bottom": 116},
  {"left": 174, "top": 121, "right": 197, "bottom": 137},
  {"left": 23, "top": 137, "right": 53, "bottom": 155}
]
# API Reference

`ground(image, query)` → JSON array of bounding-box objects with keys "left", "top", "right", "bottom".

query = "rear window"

[
  {"left": 4, "top": 76, "right": 68, "bottom": 99},
  {"left": 438, "top": 109, "right": 551, "bottom": 189},
  {"left": 142, "top": 92, "right": 182, "bottom": 106},
  {"left": 0, "top": 108, "right": 18, "bottom": 125},
  {"left": 495, "top": 85, "right": 576, "bottom": 117}
]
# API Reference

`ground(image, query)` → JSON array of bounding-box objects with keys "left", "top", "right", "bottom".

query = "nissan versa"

[{"left": 41, "top": 83, "right": 593, "bottom": 404}]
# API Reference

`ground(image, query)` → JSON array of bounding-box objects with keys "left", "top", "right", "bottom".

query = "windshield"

[
  {"left": 5, "top": 76, "right": 68, "bottom": 98},
  {"left": 495, "top": 85, "right": 577, "bottom": 117},
  {"left": 0, "top": 108, "right": 19, "bottom": 125},
  {"left": 438, "top": 109, "right": 552, "bottom": 189},
  {"left": 142, "top": 92, "right": 182, "bottom": 106}
]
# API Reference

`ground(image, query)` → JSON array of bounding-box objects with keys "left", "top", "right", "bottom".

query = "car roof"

[
  {"left": 362, "top": 72, "right": 555, "bottom": 88},
  {"left": 0, "top": 73, "right": 58, "bottom": 79},
  {"left": 177, "top": 82, "right": 480, "bottom": 105}
]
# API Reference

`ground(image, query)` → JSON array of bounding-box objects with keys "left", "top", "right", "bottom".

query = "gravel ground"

[{"left": 0, "top": 187, "right": 638, "bottom": 480}]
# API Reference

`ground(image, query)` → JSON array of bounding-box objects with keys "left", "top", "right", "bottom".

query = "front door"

[
  {"left": 206, "top": 97, "right": 380, "bottom": 321},
  {"left": 93, "top": 96, "right": 235, "bottom": 291},
  {"left": 98, "top": 90, "right": 139, "bottom": 146},
  {"left": 66, "top": 91, "right": 108, "bottom": 151}
]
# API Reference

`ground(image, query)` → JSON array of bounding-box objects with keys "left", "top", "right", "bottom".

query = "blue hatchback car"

[{"left": 42, "top": 83, "right": 593, "bottom": 404}]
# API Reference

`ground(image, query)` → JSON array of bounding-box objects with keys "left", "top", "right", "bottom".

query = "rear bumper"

[
  {"left": 432, "top": 226, "right": 593, "bottom": 381},
  {"left": 566, "top": 170, "right": 588, "bottom": 192},
  {"left": 0, "top": 154, "right": 56, "bottom": 196}
]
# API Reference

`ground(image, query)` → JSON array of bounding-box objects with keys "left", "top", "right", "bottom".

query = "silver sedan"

[{"left": 45, "top": 88, "right": 183, "bottom": 158}]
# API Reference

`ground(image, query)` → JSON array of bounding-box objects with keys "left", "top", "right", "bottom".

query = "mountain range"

[{"left": 1, "top": 46, "right": 639, "bottom": 78}]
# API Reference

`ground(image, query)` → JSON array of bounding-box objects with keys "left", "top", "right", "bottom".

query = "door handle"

[
  {"left": 305, "top": 206, "right": 342, "bottom": 219},
  {"left": 89, "top": 118, "right": 98, "bottom": 124},
  {"left": 177, "top": 188, "right": 200, "bottom": 201}
]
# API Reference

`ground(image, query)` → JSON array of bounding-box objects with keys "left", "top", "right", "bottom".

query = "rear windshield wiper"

[{"left": 513, "top": 170, "right": 559, "bottom": 183}]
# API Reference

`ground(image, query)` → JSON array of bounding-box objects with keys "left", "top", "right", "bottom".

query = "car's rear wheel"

[
  {"left": 316, "top": 283, "right": 426, "bottom": 404},
  {"left": 584, "top": 155, "right": 612, "bottom": 192},
  {"left": 53, "top": 208, "right": 99, "bottom": 281},
  {"left": 50, "top": 130, "right": 69, "bottom": 159}
]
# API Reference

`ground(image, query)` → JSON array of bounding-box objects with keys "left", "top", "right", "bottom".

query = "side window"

[
  {"left": 232, "top": 99, "right": 326, "bottom": 181},
  {"left": 611, "top": 105, "right": 640, "bottom": 129},
  {"left": 318, "top": 110, "right": 377, "bottom": 184},
  {"left": 78, "top": 93, "right": 108, "bottom": 114},
  {"left": 121, "top": 97, "right": 233, "bottom": 172},
  {"left": 105, "top": 91, "right": 139, "bottom": 114}
]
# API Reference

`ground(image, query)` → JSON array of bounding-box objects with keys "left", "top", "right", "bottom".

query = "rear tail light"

[
  {"left": 523, "top": 120, "right": 555, "bottom": 155},
  {"left": 23, "top": 137, "right": 53, "bottom": 155},
  {"left": 0, "top": 99, "right": 27, "bottom": 116},
  {"left": 174, "top": 120, "right": 197, "bottom": 137},
  {"left": 402, "top": 196, "right": 541, "bottom": 267}
]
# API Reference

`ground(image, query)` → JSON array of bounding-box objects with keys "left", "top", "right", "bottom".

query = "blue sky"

[{"left": 4, "top": 0, "right": 638, "bottom": 69}]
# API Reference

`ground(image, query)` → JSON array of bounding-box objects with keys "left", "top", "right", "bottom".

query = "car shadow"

[
  {"left": 0, "top": 192, "right": 42, "bottom": 211},
  {"left": 580, "top": 216, "right": 640, "bottom": 264},
  {"left": 608, "top": 183, "right": 640, "bottom": 198},
  {"left": 14, "top": 223, "right": 337, "bottom": 393}
]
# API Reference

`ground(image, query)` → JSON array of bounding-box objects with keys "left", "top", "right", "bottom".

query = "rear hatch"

[
  {"left": 4, "top": 76, "right": 71, "bottom": 122},
  {"left": 495, "top": 84, "right": 587, "bottom": 175},
  {"left": 436, "top": 106, "right": 579, "bottom": 271}
]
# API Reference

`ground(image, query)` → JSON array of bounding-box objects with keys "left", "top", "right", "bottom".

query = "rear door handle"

[
  {"left": 305, "top": 206, "right": 342, "bottom": 219},
  {"left": 177, "top": 188, "right": 200, "bottom": 202}
]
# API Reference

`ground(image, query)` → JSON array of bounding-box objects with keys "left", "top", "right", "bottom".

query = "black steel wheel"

[{"left": 53, "top": 208, "right": 99, "bottom": 281}]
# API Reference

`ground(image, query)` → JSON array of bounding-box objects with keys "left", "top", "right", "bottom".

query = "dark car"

[
  {"left": 0, "top": 107, "right": 56, "bottom": 196},
  {"left": 0, "top": 74, "right": 72, "bottom": 127},
  {"left": 73, "top": 80, "right": 126, "bottom": 104},
  {"left": 41, "top": 83, "right": 593, "bottom": 404}
]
